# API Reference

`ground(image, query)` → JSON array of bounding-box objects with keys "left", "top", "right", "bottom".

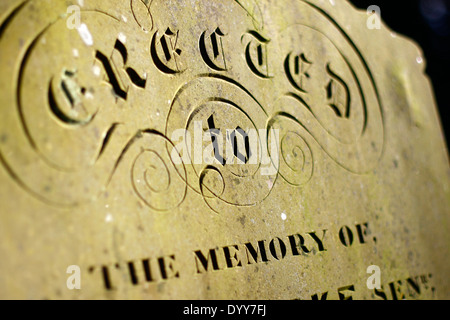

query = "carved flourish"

[
  {"left": 0, "top": 0, "right": 384, "bottom": 212},
  {"left": 130, "top": 0, "right": 154, "bottom": 32},
  {"left": 129, "top": 130, "right": 187, "bottom": 211},
  {"left": 166, "top": 74, "right": 278, "bottom": 212}
]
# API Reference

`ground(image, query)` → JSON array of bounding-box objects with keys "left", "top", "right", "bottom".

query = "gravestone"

[{"left": 0, "top": 0, "right": 448, "bottom": 299}]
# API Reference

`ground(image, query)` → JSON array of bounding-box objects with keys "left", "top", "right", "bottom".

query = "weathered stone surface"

[{"left": 0, "top": 0, "right": 448, "bottom": 299}]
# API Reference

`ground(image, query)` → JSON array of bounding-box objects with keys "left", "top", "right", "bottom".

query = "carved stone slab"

[{"left": 0, "top": 0, "right": 448, "bottom": 299}]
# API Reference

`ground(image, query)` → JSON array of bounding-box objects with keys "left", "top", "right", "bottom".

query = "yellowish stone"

[{"left": 0, "top": 0, "right": 448, "bottom": 299}]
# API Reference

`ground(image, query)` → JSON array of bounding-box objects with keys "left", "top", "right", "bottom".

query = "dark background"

[{"left": 349, "top": 0, "right": 450, "bottom": 149}]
